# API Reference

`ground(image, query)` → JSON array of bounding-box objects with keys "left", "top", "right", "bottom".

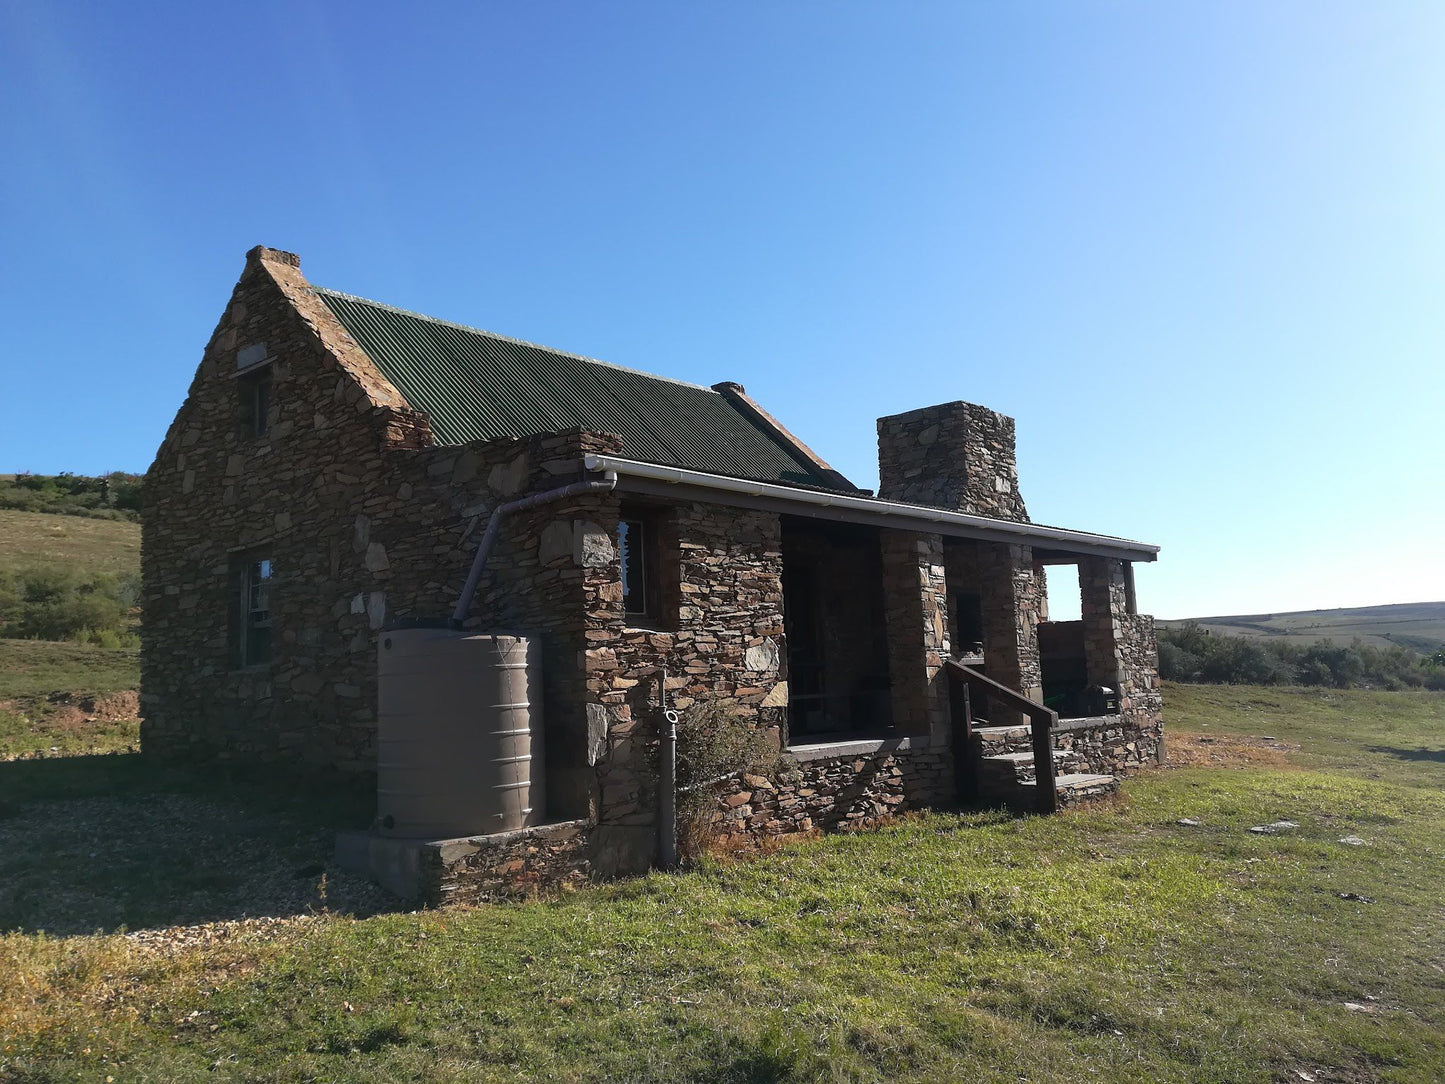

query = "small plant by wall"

[{"left": 674, "top": 698, "right": 776, "bottom": 860}]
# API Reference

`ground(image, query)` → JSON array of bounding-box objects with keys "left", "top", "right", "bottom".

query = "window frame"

[
  {"left": 617, "top": 504, "right": 674, "bottom": 630},
  {"left": 236, "top": 363, "right": 273, "bottom": 439},
  {"left": 234, "top": 556, "right": 274, "bottom": 669}
]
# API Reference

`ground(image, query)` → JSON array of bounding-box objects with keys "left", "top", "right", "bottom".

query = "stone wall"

[
  {"left": 1080, "top": 556, "right": 1128, "bottom": 691},
  {"left": 1053, "top": 716, "right": 1161, "bottom": 777},
  {"left": 142, "top": 246, "right": 441, "bottom": 774},
  {"left": 879, "top": 530, "right": 951, "bottom": 741},
  {"left": 711, "top": 740, "right": 952, "bottom": 837},
  {"left": 877, "top": 401, "right": 1029, "bottom": 521},
  {"left": 1118, "top": 612, "right": 1164, "bottom": 764},
  {"left": 577, "top": 500, "right": 789, "bottom": 875},
  {"left": 141, "top": 246, "right": 626, "bottom": 791}
]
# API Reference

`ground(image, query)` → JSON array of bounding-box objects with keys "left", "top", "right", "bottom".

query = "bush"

[
  {"left": 0, "top": 472, "right": 141, "bottom": 521},
  {"left": 0, "top": 567, "right": 139, "bottom": 645},
  {"left": 674, "top": 698, "right": 776, "bottom": 860},
  {"left": 1158, "top": 621, "right": 1445, "bottom": 690},
  {"left": 1157, "top": 640, "right": 1201, "bottom": 682}
]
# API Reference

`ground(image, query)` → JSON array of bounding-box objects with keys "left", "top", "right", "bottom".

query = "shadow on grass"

[
  {"left": 1365, "top": 744, "right": 1445, "bottom": 764},
  {"left": 0, "top": 753, "right": 402, "bottom": 936}
]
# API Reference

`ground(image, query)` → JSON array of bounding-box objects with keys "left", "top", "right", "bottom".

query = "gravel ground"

[{"left": 0, "top": 790, "right": 401, "bottom": 936}]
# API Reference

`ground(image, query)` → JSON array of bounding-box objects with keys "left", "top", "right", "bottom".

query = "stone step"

[
  {"left": 1018, "top": 772, "right": 1119, "bottom": 806},
  {"left": 971, "top": 724, "right": 1032, "bottom": 741},
  {"left": 982, "top": 749, "right": 1073, "bottom": 765},
  {"left": 970, "top": 724, "right": 1033, "bottom": 753},
  {"left": 978, "top": 749, "right": 1077, "bottom": 784}
]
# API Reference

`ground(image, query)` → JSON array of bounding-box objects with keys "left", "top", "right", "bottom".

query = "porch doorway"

[{"left": 780, "top": 516, "right": 893, "bottom": 743}]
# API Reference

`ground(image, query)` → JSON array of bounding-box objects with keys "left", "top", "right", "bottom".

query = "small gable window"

[{"left": 239, "top": 366, "right": 272, "bottom": 438}]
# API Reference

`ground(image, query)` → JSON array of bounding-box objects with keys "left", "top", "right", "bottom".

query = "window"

[
  {"left": 238, "top": 558, "right": 273, "bottom": 667},
  {"left": 238, "top": 366, "right": 272, "bottom": 438},
  {"left": 619, "top": 517, "right": 652, "bottom": 619},
  {"left": 617, "top": 505, "right": 673, "bottom": 627}
]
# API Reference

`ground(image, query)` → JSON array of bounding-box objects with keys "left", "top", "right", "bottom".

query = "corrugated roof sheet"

[{"left": 317, "top": 289, "right": 858, "bottom": 492}]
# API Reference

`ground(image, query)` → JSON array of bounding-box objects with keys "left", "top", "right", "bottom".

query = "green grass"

[
  {"left": 0, "top": 508, "right": 140, "bottom": 576},
  {"left": 1164, "top": 681, "right": 1445, "bottom": 787},
  {"left": 2, "top": 683, "right": 1443, "bottom": 1082},
  {"left": 0, "top": 639, "right": 140, "bottom": 761},
  {"left": 0, "top": 639, "right": 139, "bottom": 701}
]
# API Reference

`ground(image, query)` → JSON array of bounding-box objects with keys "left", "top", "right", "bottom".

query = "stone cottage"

[{"left": 142, "top": 246, "right": 1161, "bottom": 902}]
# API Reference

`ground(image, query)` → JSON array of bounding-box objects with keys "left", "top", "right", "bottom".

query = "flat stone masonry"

[
  {"left": 711, "top": 739, "right": 952, "bottom": 836},
  {"left": 877, "top": 400, "right": 1029, "bottom": 521},
  {"left": 1053, "top": 716, "right": 1162, "bottom": 776},
  {"left": 336, "top": 819, "right": 591, "bottom": 906}
]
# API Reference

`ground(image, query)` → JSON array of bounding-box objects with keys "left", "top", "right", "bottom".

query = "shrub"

[
  {"left": 674, "top": 698, "right": 776, "bottom": 860},
  {"left": 0, "top": 472, "right": 142, "bottom": 522},
  {"left": 0, "top": 567, "right": 139, "bottom": 645},
  {"left": 1158, "top": 623, "right": 1445, "bottom": 690},
  {"left": 1157, "top": 640, "right": 1201, "bottom": 682}
]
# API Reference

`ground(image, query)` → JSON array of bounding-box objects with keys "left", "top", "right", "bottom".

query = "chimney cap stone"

[{"left": 246, "top": 245, "right": 301, "bottom": 268}]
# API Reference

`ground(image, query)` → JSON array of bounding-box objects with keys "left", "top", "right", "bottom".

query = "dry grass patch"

[{"left": 1167, "top": 730, "right": 1301, "bottom": 770}]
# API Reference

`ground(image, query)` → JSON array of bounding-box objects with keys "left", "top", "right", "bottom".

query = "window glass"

[
  {"left": 619, "top": 520, "right": 646, "bottom": 615},
  {"left": 239, "top": 367, "right": 272, "bottom": 439},
  {"left": 243, "top": 559, "right": 273, "bottom": 665},
  {"left": 252, "top": 371, "right": 271, "bottom": 436}
]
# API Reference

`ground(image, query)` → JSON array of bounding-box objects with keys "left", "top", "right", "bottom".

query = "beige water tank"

[{"left": 376, "top": 629, "right": 544, "bottom": 838}]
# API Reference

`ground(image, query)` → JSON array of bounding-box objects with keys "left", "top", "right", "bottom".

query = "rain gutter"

[{"left": 582, "top": 455, "right": 1159, "bottom": 563}]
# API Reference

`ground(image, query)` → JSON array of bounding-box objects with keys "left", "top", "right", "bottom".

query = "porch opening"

[
  {"left": 1037, "top": 556, "right": 1120, "bottom": 719},
  {"left": 780, "top": 516, "right": 893, "bottom": 743}
]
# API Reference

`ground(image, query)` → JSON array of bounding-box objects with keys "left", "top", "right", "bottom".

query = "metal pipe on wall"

[
  {"left": 657, "top": 665, "right": 679, "bottom": 869},
  {"left": 449, "top": 472, "right": 618, "bottom": 628}
]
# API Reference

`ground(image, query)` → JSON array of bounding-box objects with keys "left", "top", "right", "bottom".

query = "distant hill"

[{"left": 1161, "top": 602, "right": 1445, "bottom": 655}]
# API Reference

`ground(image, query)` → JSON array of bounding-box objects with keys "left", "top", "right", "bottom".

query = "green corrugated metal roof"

[{"left": 317, "top": 289, "right": 858, "bottom": 492}]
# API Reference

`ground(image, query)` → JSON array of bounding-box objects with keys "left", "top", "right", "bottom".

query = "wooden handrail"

[{"left": 945, "top": 659, "right": 1058, "bottom": 814}]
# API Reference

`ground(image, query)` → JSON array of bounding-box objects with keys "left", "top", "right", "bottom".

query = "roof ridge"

[{"left": 313, "top": 287, "right": 717, "bottom": 394}]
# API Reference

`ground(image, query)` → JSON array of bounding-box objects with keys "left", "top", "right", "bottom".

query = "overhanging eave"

[{"left": 584, "top": 455, "right": 1159, "bottom": 563}]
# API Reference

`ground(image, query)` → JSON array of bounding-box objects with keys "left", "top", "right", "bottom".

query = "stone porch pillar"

[
  {"left": 880, "top": 530, "right": 951, "bottom": 742},
  {"left": 944, "top": 540, "right": 1043, "bottom": 727},
  {"left": 1080, "top": 556, "right": 1128, "bottom": 690}
]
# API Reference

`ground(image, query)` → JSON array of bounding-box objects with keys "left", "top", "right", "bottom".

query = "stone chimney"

[{"left": 876, "top": 401, "right": 1029, "bottom": 522}]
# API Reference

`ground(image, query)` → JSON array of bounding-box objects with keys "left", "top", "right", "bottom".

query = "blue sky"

[{"left": 2, "top": 2, "right": 1440, "bottom": 620}]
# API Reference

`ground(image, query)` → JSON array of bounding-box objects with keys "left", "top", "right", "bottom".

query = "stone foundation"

[{"left": 336, "top": 819, "right": 592, "bottom": 906}]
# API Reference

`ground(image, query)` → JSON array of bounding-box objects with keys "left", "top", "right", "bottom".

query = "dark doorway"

[{"left": 780, "top": 517, "right": 893, "bottom": 743}]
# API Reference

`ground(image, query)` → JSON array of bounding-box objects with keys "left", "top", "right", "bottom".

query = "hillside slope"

[
  {"left": 1162, "top": 601, "right": 1445, "bottom": 653},
  {"left": 0, "top": 508, "right": 140, "bottom": 576}
]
